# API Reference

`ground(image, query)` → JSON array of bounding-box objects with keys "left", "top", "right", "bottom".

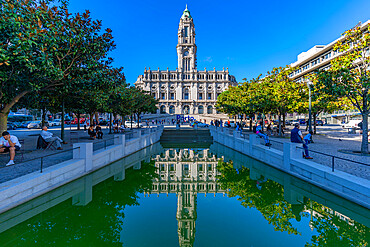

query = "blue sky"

[{"left": 68, "top": 0, "right": 370, "bottom": 85}]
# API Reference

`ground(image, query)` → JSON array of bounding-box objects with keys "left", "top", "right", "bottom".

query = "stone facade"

[{"left": 135, "top": 6, "right": 237, "bottom": 116}]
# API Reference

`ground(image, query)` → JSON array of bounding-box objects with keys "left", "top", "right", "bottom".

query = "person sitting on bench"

[
  {"left": 0, "top": 131, "right": 22, "bottom": 166},
  {"left": 256, "top": 122, "right": 271, "bottom": 146},
  {"left": 96, "top": 124, "right": 103, "bottom": 139},
  {"left": 88, "top": 125, "right": 97, "bottom": 140},
  {"left": 41, "top": 126, "right": 66, "bottom": 150}
]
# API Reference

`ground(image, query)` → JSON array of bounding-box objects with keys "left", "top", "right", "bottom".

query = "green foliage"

[
  {"left": 217, "top": 160, "right": 301, "bottom": 235},
  {"left": 315, "top": 23, "right": 370, "bottom": 153}
]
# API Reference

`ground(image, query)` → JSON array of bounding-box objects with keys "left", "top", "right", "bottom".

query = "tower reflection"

[{"left": 147, "top": 148, "right": 225, "bottom": 247}]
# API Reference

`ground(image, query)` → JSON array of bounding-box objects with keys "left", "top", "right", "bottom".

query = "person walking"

[
  {"left": 291, "top": 123, "right": 313, "bottom": 159},
  {"left": 41, "top": 126, "right": 66, "bottom": 150},
  {"left": 0, "top": 131, "right": 22, "bottom": 166},
  {"left": 256, "top": 122, "right": 271, "bottom": 146}
]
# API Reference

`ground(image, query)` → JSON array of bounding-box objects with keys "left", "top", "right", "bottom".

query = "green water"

[{"left": 0, "top": 142, "right": 368, "bottom": 247}]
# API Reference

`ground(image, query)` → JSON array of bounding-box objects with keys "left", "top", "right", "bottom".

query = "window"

[
  {"left": 184, "top": 26, "right": 188, "bottom": 37},
  {"left": 161, "top": 93, "right": 165, "bottom": 100},
  {"left": 207, "top": 93, "right": 212, "bottom": 100},
  {"left": 198, "top": 105, "right": 204, "bottom": 114},
  {"left": 170, "top": 93, "right": 174, "bottom": 100},
  {"left": 198, "top": 164, "right": 203, "bottom": 171},
  {"left": 152, "top": 93, "right": 156, "bottom": 99},
  {"left": 169, "top": 105, "right": 175, "bottom": 114},
  {"left": 160, "top": 105, "right": 166, "bottom": 114},
  {"left": 184, "top": 89, "right": 189, "bottom": 100},
  {"left": 207, "top": 105, "right": 213, "bottom": 114},
  {"left": 199, "top": 93, "right": 203, "bottom": 100}
]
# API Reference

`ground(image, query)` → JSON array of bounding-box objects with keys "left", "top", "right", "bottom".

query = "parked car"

[
  {"left": 285, "top": 120, "right": 292, "bottom": 126},
  {"left": 315, "top": 120, "right": 324, "bottom": 126},
  {"left": 49, "top": 119, "right": 62, "bottom": 126},
  {"left": 20, "top": 121, "right": 32, "bottom": 128},
  {"left": 7, "top": 123, "right": 17, "bottom": 130},
  {"left": 99, "top": 120, "right": 108, "bottom": 126},
  {"left": 341, "top": 120, "right": 361, "bottom": 129},
  {"left": 124, "top": 121, "right": 143, "bottom": 128},
  {"left": 291, "top": 120, "right": 299, "bottom": 126},
  {"left": 27, "top": 121, "right": 42, "bottom": 129},
  {"left": 299, "top": 119, "right": 306, "bottom": 125}
]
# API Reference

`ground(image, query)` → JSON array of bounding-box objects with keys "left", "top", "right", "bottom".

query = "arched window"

[
  {"left": 207, "top": 105, "right": 213, "bottom": 114},
  {"left": 169, "top": 105, "right": 175, "bottom": 114},
  {"left": 198, "top": 105, "right": 204, "bottom": 114},
  {"left": 160, "top": 105, "right": 166, "bottom": 114},
  {"left": 183, "top": 105, "right": 190, "bottom": 114}
]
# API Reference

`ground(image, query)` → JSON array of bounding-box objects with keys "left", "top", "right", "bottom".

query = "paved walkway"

[
  {"left": 0, "top": 127, "right": 139, "bottom": 183},
  {"left": 248, "top": 125, "right": 370, "bottom": 180}
]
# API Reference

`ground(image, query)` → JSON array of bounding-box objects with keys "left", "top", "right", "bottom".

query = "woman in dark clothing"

[
  {"left": 88, "top": 126, "right": 96, "bottom": 140},
  {"left": 96, "top": 124, "right": 103, "bottom": 139}
]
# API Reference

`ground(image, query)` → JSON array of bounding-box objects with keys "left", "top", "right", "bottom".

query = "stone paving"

[
  {"left": 252, "top": 125, "right": 370, "bottom": 180},
  {"left": 0, "top": 127, "right": 138, "bottom": 184}
]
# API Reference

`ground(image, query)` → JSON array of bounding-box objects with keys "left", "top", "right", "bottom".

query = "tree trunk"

[
  {"left": 61, "top": 101, "right": 65, "bottom": 141},
  {"left": 77, "top": 113, "right": 80, "bottom": 130},
  {"left": 278, "top": 114, "right": 282, "bottom": 137},
  {"left": 0, "top": 90, "right": 30, "bottom": 133},
  {"left": 361, "top": 111, "right": 369, "bottom": 153},
  {"left": 283, "top": 114, "right": 286, "bottom": 128},
  {"left": 109, "top": 113, "right": 112, "bottom": 134},
  {"left": 95, "top": 112, "right": 99, "bottom": 125},
  {"left": 313, "top": 114, "right": 317, "bottom": 135},
  {"left": 41, "top": 107, "right": 46, "bottom": 128},
  {"left": 249, "top": 117, "right": 252, "bottom": 132},
  {"left": 137, "top": 113, "right": 141, "bottom": 128},
  {"left": 0, "top": 112, "right": 9, "bottom": 134}
]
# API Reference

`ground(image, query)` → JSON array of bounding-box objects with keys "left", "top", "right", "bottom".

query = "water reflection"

[
  {"left": 147, "top": 147, "right": 369, "bottom": 247},
  {"left": 0, "top": 144, "right": 368, "bottom": 246},
  {"left": 148, "top": 148, "right": 225, "bottom": 247}
]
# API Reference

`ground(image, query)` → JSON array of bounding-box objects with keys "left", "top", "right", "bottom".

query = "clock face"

[{"left": 184, "top": 51, "right": 189, "bottom": 56}]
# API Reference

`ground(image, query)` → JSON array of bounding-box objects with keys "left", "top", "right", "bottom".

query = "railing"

[
  {"left": 296, "top": 146, "right": 370, "bottom": 174},
  {"left": 213, "top": 126, "right": 369, "bottom": 179},
  {"left": 92, "top": 136, "right": 120, "bottom": 152},
  {"left": 0, "top": 147, "right": 80, "bottom": 183},
  {"left": 0, "top": 127, "right": 160, "bottom": 184}
]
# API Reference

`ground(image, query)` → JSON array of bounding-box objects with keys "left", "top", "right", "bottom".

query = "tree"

[
  {"left": 308, "top": 73, "right": 349, "bottom": 134},
  {"left": 317, "top": 23, "right": 370, "bottom": 153},
  {"left": 261, "top": 66, "right": 305, "bottom": 136},
  {"left": 0, "top": 0, "right": 116, "bottom": 133}
]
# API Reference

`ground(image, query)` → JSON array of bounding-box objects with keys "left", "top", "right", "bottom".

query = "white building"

[
  {"left": 288, "top": 20, "right": 370, "bottom": 124},
  {"left": 135, "top": 6, "right": 237, "bottom": 117}
]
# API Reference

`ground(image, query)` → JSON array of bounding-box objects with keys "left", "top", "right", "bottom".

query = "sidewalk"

[
  {"left": 0, "top": 127, "right": 136, "bottom": 183},
  {"left": 256, "top": 125, "right": 370, "bottom": 179}
]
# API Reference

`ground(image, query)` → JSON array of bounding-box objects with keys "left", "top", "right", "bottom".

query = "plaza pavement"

[
  {"left": 0, "top": 126, "right": 135, "bottom": 183},
  {"left": 263, "top": 125, "right": 370, "bottom": 180},
  {"left": 0, "top": 124, "right": 368, "bottom": 183}
]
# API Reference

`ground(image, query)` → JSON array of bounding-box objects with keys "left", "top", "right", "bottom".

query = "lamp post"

[{"left": 307, "top": 80, "right": 313, "bottom": 133}]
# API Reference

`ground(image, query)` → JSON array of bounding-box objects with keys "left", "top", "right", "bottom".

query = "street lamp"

[{"left": 307, "top": 80, "right": 313, "bottom": 133}]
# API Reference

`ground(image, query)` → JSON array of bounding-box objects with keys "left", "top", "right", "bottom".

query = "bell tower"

[{"left": 177, "top": 5, "right": 197, "bottom": 72}]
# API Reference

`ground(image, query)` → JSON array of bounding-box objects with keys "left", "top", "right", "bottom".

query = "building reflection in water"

[
  {"left": 144, "top": 147, "right": 367, "bottom": 247},
  {"left": 145, "top": 148, "right": 226, "bottom": 247}
]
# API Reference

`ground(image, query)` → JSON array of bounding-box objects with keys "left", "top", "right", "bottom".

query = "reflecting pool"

[{"left": 0, "top": 142, "right": 368, "bottom": 247}]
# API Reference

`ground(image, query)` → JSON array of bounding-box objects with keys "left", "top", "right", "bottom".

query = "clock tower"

[{"left": 177, "top": 5, "right": 197, "bottom": 72}]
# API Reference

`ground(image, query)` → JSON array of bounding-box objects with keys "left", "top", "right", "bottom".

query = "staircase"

[{"left": 160, "top": 128, "right": 213, "bottom": 148}]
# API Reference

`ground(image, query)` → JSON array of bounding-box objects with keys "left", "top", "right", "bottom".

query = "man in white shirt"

[
  {"left": 0, "top": 131, "right": 22, "bottom": 166},
  {"left": 41, "top": 126, "right": 66, "bottom": 150}
]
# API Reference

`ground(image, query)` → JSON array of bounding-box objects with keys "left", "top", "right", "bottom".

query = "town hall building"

[{"left": 135, "top": 6, "right": 237, "bottom": 117}]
